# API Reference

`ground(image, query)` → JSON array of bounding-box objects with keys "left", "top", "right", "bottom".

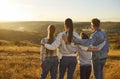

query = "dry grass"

[
  {"left": 0, "top": 46, "right": 120, "bottom": 79},
  {"left": 104, "top": 50, "right": 120, "bottom": 79},
  {"left": 0, "top": 46, "right": 40, "bottom": 53}
]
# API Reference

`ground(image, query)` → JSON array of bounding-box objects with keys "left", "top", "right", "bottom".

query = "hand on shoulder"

[{"left": 62, "top": 34, "right": 68, "bottom": 44}]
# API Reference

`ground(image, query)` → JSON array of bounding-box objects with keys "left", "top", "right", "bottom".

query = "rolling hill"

[
  {"left": 0, "top": 21, "right": 120, "bottom": 48},
  {"left": 0, "top": 29, "right": 40, "bottom": 46}
]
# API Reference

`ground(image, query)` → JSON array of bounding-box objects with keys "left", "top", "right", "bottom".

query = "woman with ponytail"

[
  {"left": 40, "top": 25, "right": 58, "bottom": 79},
  {"left": 43, "top": 18, "right": 80, "bottom": 79}
]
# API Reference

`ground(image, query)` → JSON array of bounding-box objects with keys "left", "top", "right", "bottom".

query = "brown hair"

[
  {"left": 46, "top": 25, "right": 56, "bottom": 55},
  {"left": 91, "top": 18, "right": 100, "bottom": 27},
  {"left": 47, "top": 25, "right": 56, "bottom": 44},
  {"left": 80, "top": 32, "right": 89, "bottom": 39},
  {"left": 65, "top": 18, "right": 73, "bottom": 43}
]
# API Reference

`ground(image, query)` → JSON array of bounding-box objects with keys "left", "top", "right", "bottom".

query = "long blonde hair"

[
  {"left": 46, "top": 25, "right": 56, "bottom": 55},
  {"left": 47, "top": 25, "right": 56, "bottom": 44}
]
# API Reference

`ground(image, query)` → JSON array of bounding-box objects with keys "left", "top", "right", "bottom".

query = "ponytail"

[
  {"left": 47, "top": 25, "right": 56, "bottom": 44},
  {"left": 46, "top": 25, "right": 56, "bottom": 55},
  {"left": 65, "top": 18, "right": 73, "bottom": 43}
]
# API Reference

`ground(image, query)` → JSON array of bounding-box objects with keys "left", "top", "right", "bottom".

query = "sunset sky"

[{"left": 0, "top": 0, "right": 120, "bottom": 22}]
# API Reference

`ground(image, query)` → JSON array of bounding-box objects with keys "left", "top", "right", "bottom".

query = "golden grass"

[
  {"left": 104, "top": 50, "right": 120, "bottom": 79},
  {"left": 0, "top": 46, "right": 40, "bottom": 53},
  {"left": 0, "top": 46, "right": 120, "bottom": 79}
]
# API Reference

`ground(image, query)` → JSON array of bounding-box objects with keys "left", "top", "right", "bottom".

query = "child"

[{"left": 78, "top": 32, "right": 92, "bottom": 79}]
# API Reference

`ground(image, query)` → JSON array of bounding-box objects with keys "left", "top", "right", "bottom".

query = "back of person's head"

[
  {"left": 91, "top": 18, "right": 100, "bottom": 27},
  {"left": 80, "top": 32, "right": 89, "bottom": 39},
  {"left": 46, "top": 25, "right": 56, "bottom": 54},
  {"left": 64, "top": 18, "right": 73, "bottom": 43},
  {"left": 47, "top": 24, "right": 56, "bottom": 44}
]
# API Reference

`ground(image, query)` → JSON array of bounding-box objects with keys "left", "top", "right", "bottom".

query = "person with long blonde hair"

[{"left": 40, "top": 25, "right": 58, "bottom": 79}]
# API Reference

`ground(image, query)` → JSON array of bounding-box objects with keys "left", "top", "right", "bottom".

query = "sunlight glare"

[{"left": 0, "top": 0, "right": 30, "bottom": 21}]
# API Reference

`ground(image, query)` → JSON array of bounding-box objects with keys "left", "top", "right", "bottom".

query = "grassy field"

[
  {"left": 0, "top": 21, "right": 120, "bottom": 79},
  {"left": 0, "top": 46, "right": 120, "bottom": 79}
]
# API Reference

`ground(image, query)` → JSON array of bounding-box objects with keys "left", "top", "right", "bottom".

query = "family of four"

[{"left": 40, "top": 18, "right": 109, "bottom": 79}]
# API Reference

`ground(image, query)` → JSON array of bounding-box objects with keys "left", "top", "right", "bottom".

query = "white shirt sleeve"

[
  {"left": 73, "top": 32, "right": 80, "bottom": 38},
  {"left": 78, "top": 45, "right": 89, "bottom": 51},
  {"left": 92, "top": 41, "right": 106, "bottom": 50},
  {"left": 40, "top": 39, "right": 46, "bottom": 62},
  {"left": 40, "top": 39, "right": 46, "bottom": 54},
  {"left": 40, "top": 46, "right": 45, "bottom": 54},
  {"left": 45, "top": 33, "right": 62, "bottom": 50}
]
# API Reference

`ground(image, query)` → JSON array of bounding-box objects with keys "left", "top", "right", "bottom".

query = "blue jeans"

[
  {"left": 58, "top": 56, "right": 77, "bottom": 79},
  {"left": 40, "top": 56, "right": 58, "bottom": 79},
  {"left": 92, "top": 58, "right": 106, "bottom": 79}
]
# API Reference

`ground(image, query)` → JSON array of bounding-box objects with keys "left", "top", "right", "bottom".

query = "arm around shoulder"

[{"left": 45, "top": 33, "right": 62, "bottom": 50}]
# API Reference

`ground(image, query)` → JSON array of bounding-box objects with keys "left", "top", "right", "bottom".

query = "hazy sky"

[{"left": 0, "top": 0, "right": 120, "bottom": 21}]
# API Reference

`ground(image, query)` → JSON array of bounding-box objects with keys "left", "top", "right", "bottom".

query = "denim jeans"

[
  {"left": 58, "top": 56, "right": 77, "bottom": 79},
  {"left": 80, "top": 65, "right": 91, "bottom": 79},
  {"left": 40, "top": 56, "right": 58, "bottom": 79},
  {"left": 92, "top": 58, "right": 106, "bottom": 79}
]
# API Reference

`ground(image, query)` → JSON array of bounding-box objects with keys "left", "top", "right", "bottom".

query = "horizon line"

[{"left": 0, "top": 20, "right": 120, "bottom": 23}]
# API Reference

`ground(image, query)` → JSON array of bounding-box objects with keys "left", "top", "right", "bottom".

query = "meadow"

[
  {"left": 0, "top": 46, "right": 120, "bottom": 79},
  {"left": 0, "top": 21, "right": 120, "bottom": 79}
]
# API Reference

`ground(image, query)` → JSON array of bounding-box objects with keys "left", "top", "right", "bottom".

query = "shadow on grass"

[{"left": 108, "top": 56, "right": 120, "bottom": 60}]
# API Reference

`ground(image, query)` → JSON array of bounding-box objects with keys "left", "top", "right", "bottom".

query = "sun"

[{"left": 0, "top": 0, "right": 31, "bottom": 21}]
